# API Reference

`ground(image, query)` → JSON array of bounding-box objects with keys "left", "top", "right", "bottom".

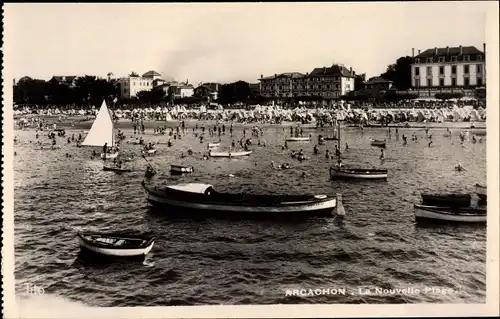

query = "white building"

[
  {"left": 118, "top": 70, "right": 162, "bottom": 99},
  {"left": 411, "top": 45, "right": 485, "bottom": 89}
]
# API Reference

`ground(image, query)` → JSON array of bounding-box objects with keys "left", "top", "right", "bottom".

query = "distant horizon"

[{"left": 5, "top": 2, "right": 489, "bottom": 84}]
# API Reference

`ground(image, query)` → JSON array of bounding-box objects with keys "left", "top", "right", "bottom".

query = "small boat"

[
  {"left": 421, "top": 194, "right": 471, "bottom": 207},
  {"left": 82, "top": 100, "right": 120, "bottom": 159},
  {"left": 414, "top": 204, "right": 486, "bottom": 224},
  {"left": 170, "top": 165, "right": 194, "bottom": 174},
  {"left": 77, "top": 231, "right": 155, "bottom": 258},
  {"left": 209, "top": 150, "right": 252, "bottom": 158},
  {"left": 329, "top": 167, "right": 388, "bottom": 180},
  {"left": 142, "top": 181, "right": 339, "bottom": 218},
  {"left": 370, "top": 139, "right": 386, "bottom": 147},
  {"left": 286, "top": 137, "right": 310, "bottom": 142},
  {"left": 103, "top": 165, "right": 132, "bottom": 173},
  {"left": 208, "top": 142, "right": 220, "bottom": 149}
]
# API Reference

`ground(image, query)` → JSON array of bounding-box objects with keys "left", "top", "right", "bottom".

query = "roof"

[
  {"left": 415, "top": 46, "right": 483, "bottom": 58},
  {"left": 260, "top": 72, "right": 305, "bottom": 80},
  {"left": 309, "top": 65, "right": 355, "bottom": 78},
  {"left": 142, "top": 70, "right": 162, "bottom": 77},
  {"left": 365, "top": 76, "right": 392, "bottom": 85}
]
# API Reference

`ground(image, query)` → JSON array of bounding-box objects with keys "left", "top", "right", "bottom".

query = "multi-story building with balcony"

[
  {"left": 410, "top": 44, "right": 485, "bottom": 98},
  {"left": 259, "top": 64, "right": 355, "bottom": 100}
]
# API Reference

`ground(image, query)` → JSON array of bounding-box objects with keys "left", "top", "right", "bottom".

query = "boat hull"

[
  {"left": 77, "top": 235, "right": 154, "bottom": 257},
  {"left": 414, "top": 204, "right": 486, "bottom": 223},
  {"left": 286, "top": 137, "right": 310, "bottom": 142},
  {"left": 143, "top": 184, "right": 336, "bottom": 218},
  {"left": 370, "top": 141, "right": 386, "bottom": 147},
  {"left": 330, "top": 168, "right": 388, "bottom": 180},
  {"left": 209, "top": 151, "right": 252, "bottom": 157}
]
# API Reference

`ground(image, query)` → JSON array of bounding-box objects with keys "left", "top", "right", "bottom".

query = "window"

[
  {"left": 477, "top": 55, "right": 482, "bottom": 61},
  {"left": 439, "top": 78, "right": 444, "bottom": 86},
  {"left": 477, "top": 77, "right": 483, "bottom": 86},
  {"left": 464, "top": 55, "right": 470, "bottom": 62},
  {"left": 464, "top": 77, "right": 470, "bottom": 87},
  {"left": 415, "top": 79, "right": 420, "bottom": 87},
  {"left": 438, "top": 57, "right": 445, "bottom": 62},
  {"left": 415, "top": 67, "right": 420, "bottom": 76},
  {"left": 477, "top": 64, "right": 482, "bottom": 73},
  {"left": 427, "top": 66, "right": 432, "bottom": 76},
  {"left": 464, "top": 65, "right": 469, "bottom": 74},
  {"left": 439, "top": 66, "right": 444, "bottom": 75},
  {"left": 451, "top": 56, "right": 457, "bottom": 62},
  {"left": 427, "top": 79, "right": 432, "bottom": 87},
  {"left": 451, "top": 65, "right": 457, "bottom": 74},
  {"left": 415, "top": 58, "right": 420, "bottom": 63},
  {"left": 451, "top": 78, "right": 457, "bottom": 86},
  {"left": 427, "top": 58, "right": 433, "bottom": 63}
]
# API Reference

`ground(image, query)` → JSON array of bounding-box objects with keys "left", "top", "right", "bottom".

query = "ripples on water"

[{"left": 14, "top": 123, "right": 486, "bottom": 305}]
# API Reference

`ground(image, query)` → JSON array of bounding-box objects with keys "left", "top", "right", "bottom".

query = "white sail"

[{"left": 82, "top": 100, "right": 114, "bottom": 147}]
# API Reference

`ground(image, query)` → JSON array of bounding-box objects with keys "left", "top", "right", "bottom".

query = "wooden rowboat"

[
  {"left": 77, "top": 231, "right": 155, "bottom": 258},
  {"left": 330, "top": 167, "right": 388, "bottom": 180},
  {"left": 414, "top": 204, "right": 486, "bottom": 224},
  {"left": 209, "top": 150, "right": 252, "bottom": 158}
]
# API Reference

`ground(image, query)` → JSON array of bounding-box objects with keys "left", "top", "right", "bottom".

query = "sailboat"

[
  {"left": 81, "top": 100, "right": 120, "bottom": 160},
  {"left": 329, "top": 119, "right": 388, "bottom": 180}
]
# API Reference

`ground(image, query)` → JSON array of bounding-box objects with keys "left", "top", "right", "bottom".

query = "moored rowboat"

[
  {"left": 209, "top": 150, "right": 252, "bottom": 158},
  {"left": 414, "top": 204, "right": 486, "bottom": 223},
  {"left": 77, "top": 232, "right": 155, "bottom": 257},
  {"left": 208, "top": 142, "right": 220, "bottom": 149},
  {"left": 329, "top": 167, "right": 388, "bottom": 180},
  {"left": 141, "top": 181, "right": 338, "bottom": 218}
]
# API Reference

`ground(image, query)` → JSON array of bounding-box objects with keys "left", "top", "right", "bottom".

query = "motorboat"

[
  {"left": 209, "top": 150, "right": 252, "bottom": 158},
  {"left": 414, "top": 204, "right": 486, "bottom": 224},
  {"left": 330, "top": 167, "right": 388, "bottom": 180},
  {"left": 170, "top": 165, "right": 194, "bottom": 174},
  {"left": 141, "top": 181, "right": 339, "bottom": 218},
  {"left": 77, "top": 231, "right": 155, "bottom": 258}
]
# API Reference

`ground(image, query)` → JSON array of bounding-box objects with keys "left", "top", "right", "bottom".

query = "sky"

[{"left": 4, "top": 2, "right": 494, "bottom": 85}]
